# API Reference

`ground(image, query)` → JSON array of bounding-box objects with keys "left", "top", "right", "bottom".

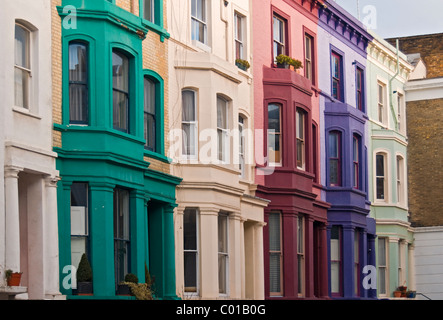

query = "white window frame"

[
  {"left": 14, "top": 22, "right": 32, "bottom": 110},
  {"left": 377, "top": 80, "right": 388, "bottom": 127},
  {"left": 378, "top": 237, "right": 388, "bottom": 296},
  {"left": 272, "top": 14, "right": 286, "bottom": 63},
  {"left": 181, "top": 89, "right": 198, "bottom": 160},
  {"left": 234, "top": 11, "right": 246, "bottom": 61},
  {"left": 217, "top": 96, "right": 229, "bottom": 164},
  {"left": 218, "top": 212, "right": 229, "bottom": 296},
  {"left": 374, "top": 150, "right": 390, "bottom": 203},
  {"left": 238, "top": 115, "right": 246, "bottom": 178},
  {"left": 191, "top": 0, "right": 208, "bottom": 46}
]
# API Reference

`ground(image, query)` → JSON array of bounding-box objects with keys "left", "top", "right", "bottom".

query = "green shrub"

[
  {"left": 124, "top": 273, "right": 139, "bottom": 284},
  {"left": 76, "top": 253, "right": 92, "bottom": 282}
]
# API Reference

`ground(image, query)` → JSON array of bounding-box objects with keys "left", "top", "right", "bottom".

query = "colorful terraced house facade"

[
  {"left": 52, "top": 0, "right": 181, "bottom": 299},
  {"left": 1, "top": 0, "right": 432, "bottom": 301},
  {"left": 253, "top": 0, "right": 330, "bottom": 299},
  {"left": 366, "top": 32, "right": 415, "bottom": 298},
  {"left": 317, "top": 0, "right": 376, "bottom": 299}
]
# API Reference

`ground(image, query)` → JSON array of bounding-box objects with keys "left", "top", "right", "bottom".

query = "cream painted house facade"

[
  {"left": 0, "top": 0, "right": 62, "bottom": 300},
  {"left": 168, "top": 0, "right": 268, "bottom": 299}
]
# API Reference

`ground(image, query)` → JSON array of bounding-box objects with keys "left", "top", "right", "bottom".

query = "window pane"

[
  {"left": 69, "top": 43, "right": 88, "bottom": 82},
  {"left": 14, "top": 67, "right": 30, "bottom": 108},
  {"left": 69, "top": 84, "right": 88, "bottom": 123},
  {"left": 113, "top": 52, "right": 129, "bottom": 92},
  {"left": 376, "top": 154, "right": 384, "bottom": 176},
  {"left": 269, "top": 253, "right": 281, "bottom": 293},
  {"left": 182, "top": 91, "right": 196, "bottom": 121},
  {"left": 15, "top": 24, "right": 30, "bottom": 69},
  {"left": 218, "top": 254, "right": 227, "bottom": 294},
  {"left": 329, "top": 132, "right": 338, "bottom": 158},
  {"left": 184, "top": 209, "right": 197, "bottom": 250},
  {"left": 268, "top": 104, "right": 280, "bottom": 132},
  {"left": 113, "top": 90, "right": 128, "bottom": 131},
  {"left": 217, "top": 97, "right": 227, "bottom": 129},
  {"left": 269, "top": 213, "right": 281, "bottom": 251},
  {"left": 144, "top": 0, "right": 154, "bottom": 22},
  {"left": 218, "top": 215, "right": 228, "bottom": 253},
  {"left": 184, "top": 252, "right": 197, "bottom": 291}
]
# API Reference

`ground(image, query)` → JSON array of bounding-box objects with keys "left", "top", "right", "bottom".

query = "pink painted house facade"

[{"left": 252, "top": 0, "right": 330, "bottom": 299}]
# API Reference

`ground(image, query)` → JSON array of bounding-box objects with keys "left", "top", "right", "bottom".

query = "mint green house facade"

[
  {"left": 366, "top": 32, "right": 415, "bottom": 298},
  {"left": 54, "top": 0, "right": 180, "bottom": 299}
]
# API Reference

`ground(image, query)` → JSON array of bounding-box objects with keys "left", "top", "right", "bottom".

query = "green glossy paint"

[{"left": 56, "top": 0, "right": 180, "bottom": 300}]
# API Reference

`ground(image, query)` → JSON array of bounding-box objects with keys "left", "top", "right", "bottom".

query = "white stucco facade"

[
  {"left": 168, "top": 0, "right": 268, "bottom": 299},
  {"left": 0, "top": 0, "right": 62, "bottom": 300}
]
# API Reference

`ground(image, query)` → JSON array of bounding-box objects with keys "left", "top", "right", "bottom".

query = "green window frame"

[{"left": 143, "top": 70, "right": 166, "bottom": 160}]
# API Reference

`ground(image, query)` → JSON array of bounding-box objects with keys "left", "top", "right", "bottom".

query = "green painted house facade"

[
  {"left": 366, "top": 32, "right": 415, "bottom": 298},
  {"left": 54, "top": 0, "right": 180, "bottom": 299}
]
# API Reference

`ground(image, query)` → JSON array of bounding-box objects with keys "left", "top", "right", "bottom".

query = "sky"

[{"left": 333, "top": 0, "right": 443, "bottom": 39}]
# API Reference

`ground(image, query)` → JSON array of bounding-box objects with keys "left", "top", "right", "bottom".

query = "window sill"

[
  {"left": 140, "top": 18, "right": 170, "bottom": 42},
  {"left": 192, "top": 40, "right": 211, "bottom": 53},
  {"left": 12, "top": 106, "right": 41, "bottom": 120},
  {"left": 144, "top": 149, "right": 172, "bottom": 164}
]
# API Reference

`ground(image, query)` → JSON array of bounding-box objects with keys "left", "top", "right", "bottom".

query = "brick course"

[
  {"left": 386, "top": 33, "right": 443, "bottom": 79},
  {"left": 406, "top": 98, "right": 443, "bottom": 227}
]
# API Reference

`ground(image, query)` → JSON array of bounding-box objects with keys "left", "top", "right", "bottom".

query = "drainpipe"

[
  {"left": 389, "top": 39, "right": 400, "bottom": 131},
  {"left": 221, "top": 0, "right": 229, "bottom": 61}
]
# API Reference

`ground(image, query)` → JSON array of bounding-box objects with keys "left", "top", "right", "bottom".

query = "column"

[
  {"left": 163, "top": 203, "right": 178, "bottom": 299},
  {"left": 130, "top": 189, "right": 148, "bottom": 283},
  {"left": 4, "top": 166, "right": 22, "bottom": 273},
  {"left": 229, "top": 212, "right": 243, "bottom": 299},
  {"left": 89, "top": 182, "right": 115, "bottom": 297},
  {"left": 282, "top": 211, "right": 298, "bottom": 299},
  {"left": 305, "top": 217, "right": 315, "bottom": 297},
  {"left": 318, "top": 223, "right": 329, "bottom": 298},
  {"left": 342, "top": 225, "right": 355, "bottom": 298},
  {"left": 408, "top": 243, "right": 416, "bottom": 291},
  {"left": 58, "top": 180, "right": 72, "bottom": 295},
  {"left": 367, "top": 234, "right": 377, "bottom": 298},
  {"left": 199, "top": 208, "right": 219, "bottom": 299},
  {"left": 44, "top": 176, "right": 62, "bottom": 298},
  {"left": 254, "top": 221, "right": 265, "bottom": 300},
  {"left": 389, "top": 237, "right": 400, "bottom": 296}
]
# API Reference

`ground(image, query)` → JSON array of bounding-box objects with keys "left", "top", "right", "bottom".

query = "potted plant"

[
  {"left": 76, "top": 253, "right": 93, "bottom": 295},
  {"left": 398, "top": 284, "right": 407, "bottom": 297},
  {"left": 235, "top": 58, "right": 250, "bottom": 71},
  {"left": 5, "top": 269, "right": 22, "bottom": 287},
  {"left": 393, "top": 290, "right": 402, "bottom": 298},
  {"left": 275, "top": 54, "right": 303, "bottom": 70},
  {"left": 117, "top": 273, "right": 138, "bottom": 296},
  {"left": 406, "top": 290, "right": 416, "bottom": 298}
]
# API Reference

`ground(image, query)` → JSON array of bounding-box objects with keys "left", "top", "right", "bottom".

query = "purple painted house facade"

[{"left": 317, "top": 1, "right": 376, "bottom": 299}]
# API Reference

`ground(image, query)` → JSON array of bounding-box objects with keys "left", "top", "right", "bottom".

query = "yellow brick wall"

[{"left": 52, "top": 0, "right": 62, "bottom": 148}]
